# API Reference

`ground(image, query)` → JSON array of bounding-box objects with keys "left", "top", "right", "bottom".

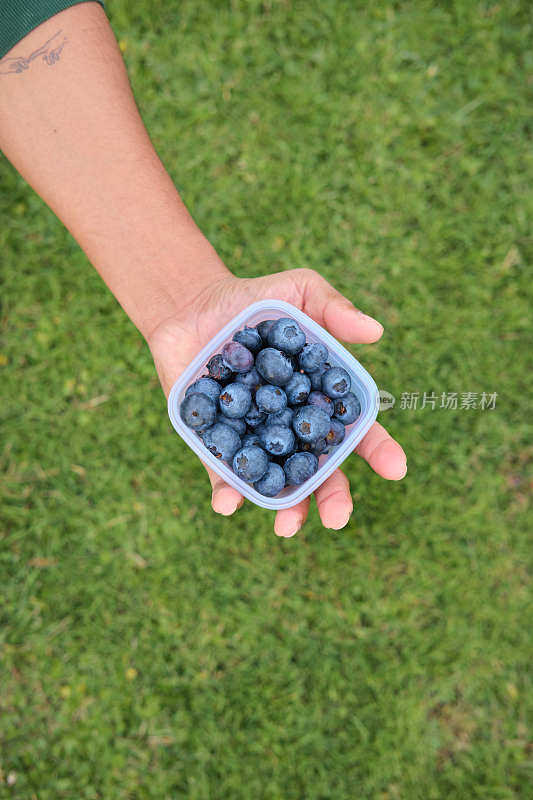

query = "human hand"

[
  {"left": 147, "top": 268, "right": 407, "bottom": 538},
  {"left": 0, "top": 3, "right": 405, "bottom": 536}
]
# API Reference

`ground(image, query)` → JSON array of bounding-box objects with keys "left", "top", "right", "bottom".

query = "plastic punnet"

[{"left": 168, "top": 300, "right": 379, "bottom": 510}]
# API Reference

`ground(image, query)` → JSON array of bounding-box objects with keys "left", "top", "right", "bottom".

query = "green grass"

[{"left": 1, "top": 0, "right": 532, "bottom": 797}]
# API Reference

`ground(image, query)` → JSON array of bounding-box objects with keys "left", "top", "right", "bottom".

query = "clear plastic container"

[{"left": 167, "top": 299, "right": 379, "bottom": 510}]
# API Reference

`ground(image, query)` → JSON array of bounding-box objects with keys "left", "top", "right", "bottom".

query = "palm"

[
  {"left": 148, "top": 269, "right": 406, "bottom": 537},
  {"left": 150, "top": 271, "right": 312, "bottom": 390}
]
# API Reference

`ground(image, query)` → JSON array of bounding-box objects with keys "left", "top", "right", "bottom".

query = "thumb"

[
  {"left": 202, "top": 461, "right": 244, "bottom": 516},
  {"left": 293, "top": 268, "right": 384, "bottom": 344}
]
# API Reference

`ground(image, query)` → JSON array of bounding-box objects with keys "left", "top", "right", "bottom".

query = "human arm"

[
  {"left": 0, "top": 1, "right": 229, "bottom": 338},
  {"left": 0, "top": 2, "right": 406, "bottom": 536}
]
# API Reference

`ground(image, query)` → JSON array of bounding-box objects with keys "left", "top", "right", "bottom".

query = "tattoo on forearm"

[{"left": 0, "top": 30, "right": 67, "bottom": 75}]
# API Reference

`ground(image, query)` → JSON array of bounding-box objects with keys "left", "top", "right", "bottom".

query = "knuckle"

[{"left": 295, "top": 267, "right": 320, "bottom": 282}]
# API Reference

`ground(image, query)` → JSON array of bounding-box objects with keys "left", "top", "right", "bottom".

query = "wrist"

[
  {"left": 71, "top": 166, "right": 233, "bottom": 341},
  {"left": 132, "top": 238, "right": 233, "bottom": 343}
]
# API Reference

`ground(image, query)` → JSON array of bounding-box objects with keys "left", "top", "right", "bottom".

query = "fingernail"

[
  {"left": 329, "top": 508, "right": 352, "bottom": 530},
  {"left": 212, "top": 494, "right": 238, "bottom": 515},
  {"left": 359, "top": 312, "right": 384, "bottom": 333},
  {"left": 340, "top": 509, "right": 352, "bottom": 527},
  {"left": 281, "top": 517, "right": 302, "bottom": 537},
  {"left": 217, "top": 505, "right": 238, "bottom": 516}
]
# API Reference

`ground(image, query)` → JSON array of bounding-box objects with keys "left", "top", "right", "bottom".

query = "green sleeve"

[{"left": 0, "top": 0, "right": 106, "bottom": 60}]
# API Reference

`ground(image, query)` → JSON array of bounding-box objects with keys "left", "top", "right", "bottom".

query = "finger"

[
  {"left": 202, "top": 461, "right": 244, "bottom": 515},
  {"left": 314, "top": 468, "right": 353, "bottom": 530},
  {"left": 355, "top": 422, "right": 407, "bottom": 480},
  {"left": 296, "top": 268, "right": 384, "bottom": 344},
  {"left": 274, "top": 495, "right": 311, "bottom": 538}
]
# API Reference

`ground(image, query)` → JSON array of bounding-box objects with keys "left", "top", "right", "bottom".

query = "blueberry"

[
  {"left": 266, "top": 407, "right": 294, "bottom": 428},
  {"left": 325, "top": 418, "right": 346, "bottom": 446},
  {"left": 285, "top": 372, "right": 311, "bottom": 405},
  {"left": 207, "top": 354, "right": 233, "bottom": 383},
  {"left": 289, "top": 354, "right": 301, "bottom": 373},
  {"left": 284, "top": 452, "right": 319, "bottom": 485},
  {"left": 267, "top": 317, "right": 306, "bottom": 355},
  {"left": 235, "top": 367, "right": 262, "bottom": 393},
  {"left": 322, "top": 366, "right": 351, "bottom": 399},
  {"left": 313, "top": 438, "right": 329, "bottom": 456},
  {"left": 255, "top": 384, "right": 287, "bottom": 414},
  {"left": 244, "top": 402, "right": 266, "bottom": 428},
  {"left": 254, "top": 462, "right": 286, "bottom": 497},
  {"left": 253, "top": 423, "right": 268, "bottom": 442},
  {"left": 221, "top": 341, "right": 254, "bottom": 374},
  {"left": 256, "top": 319, "right": 276, "bottom": 342},
  {"left": 298, "top": 342, "right": 328, "bottom": 372},
  {"left": 218, "top": 383, "right": 252, "bottom": 418},
  {"left": 308, "top": 362, "right": 331, "bottom": 391},
  {"left": 307, "top": 390, "right": 334, "bottom": 417},
  {"left": 233, "top": 326, "right": 263, "bottom": 354},
  {"left": 292, "top": 405, "right": 331, "bottom": 443},
  {"left": 179, "top": 392, "right": 217, "bottom": 432},
  {"left": 300, "top": 437, "right": 328, "bottom": 456},
  {"left": 233, "top": 445, "right": 269, "bottom": 482},
  {"left": 201, "top": 422, "right": 241, "bottom": 461},
  {"left": 185, "top": 377, "right": 221, "bottom": 404},
  {"left": 259, "top": 424, "right": 296, "bottom": 456},
  {"left": 333, "top": 392, "right": 361, "bottom": 425},
  {"left": 217, "top": 414, "right": 246, "bottom": 436},
  {"left": 242, "top": 432, "right": 263, "bottom": 448},
  {"left": 255, "top": 347, "right": 294, "bottom": 386}
]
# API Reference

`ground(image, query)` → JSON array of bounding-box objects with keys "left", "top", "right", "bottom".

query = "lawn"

[{"left": 1, "top": 0, "right": 532, "bottom": 797}]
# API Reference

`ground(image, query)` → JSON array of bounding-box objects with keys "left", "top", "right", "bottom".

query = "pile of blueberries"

[{"left": 179, "top": 317, "right": 361, "bottom": 497}]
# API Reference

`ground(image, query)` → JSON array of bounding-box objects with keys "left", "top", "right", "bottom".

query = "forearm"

[{"left": 0, "top": 1, "right": 230, "bottom": 339}]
